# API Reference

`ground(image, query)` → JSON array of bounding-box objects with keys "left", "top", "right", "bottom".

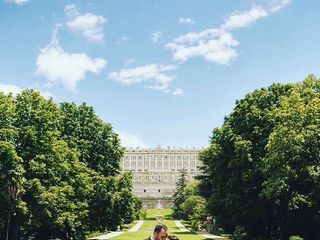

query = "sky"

[{"left": 1, "top": 0, "right": 320, "bottom": 148}]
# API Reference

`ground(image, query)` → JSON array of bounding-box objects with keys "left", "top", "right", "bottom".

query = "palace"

[{"left": 121, "top": 145, "right": 203, "bottom": 208}]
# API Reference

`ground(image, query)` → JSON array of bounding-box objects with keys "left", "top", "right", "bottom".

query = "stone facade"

[{"left": 121, "top": 146, "right": 203, "bottom": 207}]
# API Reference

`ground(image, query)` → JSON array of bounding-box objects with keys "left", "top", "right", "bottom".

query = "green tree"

[
  {"left": 180, "top": 195, "right": 206, "bottom": 230},
  {"left": 0, "top": 90, "right": 140, "bottom": 239},
  {"left": 59, "top": 102, "right": 123, "bottom": 175},
  {"left": 12, "top": 90, "right": 94, "bottom": 239},
  {"left": 111, "top": 172, "right": 142, "bottom": 229},
  {"left": 173, "top": 168, "right": 188, "bottom": 219},
  {"left": 199, "top": 75, "right": 320, "bottom": 239},
  {"left": 261, "top": 76, "right": 320, "bottom": 240},
  {"left": 0, "top": 141, "right": 25, "bottom": 240}
]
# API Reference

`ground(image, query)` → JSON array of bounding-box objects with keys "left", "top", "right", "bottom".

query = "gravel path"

[
  {"left": 87, "top": 231, "right": 123, "bottom": 240},
  {"left": 174, "top": 220, "right": 190, "bottom": 232},
  {"left": 128, "top": 220, "right": 144, "bottom": 232},
  {"left": 174, "top": 220, "right": 229, "bottom": 239},
  {"left": 88, "top": 220, "right": 144, "bottom": 239}
]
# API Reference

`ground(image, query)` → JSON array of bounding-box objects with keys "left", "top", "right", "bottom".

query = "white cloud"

[
  {"left": 0, "top": 83, "right": 53, "bottom": 99},
  {"left": 5, "top": 0, "right": 29, "bottom": 5},
  {"left": 64, "top": 4, "right": 80, "bottom": 18},
  {"left": 172, "top": 88, "right": 184, "bottom": 96},
  {"left": 166, "top": 3, "right": 290, "bottom": 64},
  {"left": 151, "top": 31, "right": 162, "bottom": 43},
  {"left": 65, "top": 4, "right": 107, "bottom": 42},
  {"left": 166, "top": 31, "right": 238, "bottom": 65},
  {"left": 109, "top": 64, "right": 181, "bottom": 95},
  {"left": 117, "top": 130, "right": 149, "bottom": 148},
  {"left": 0, "top": 84, "right": 22, "bottom": 95},
  {"left": 36, "top": 29, "right": 107, "bottom": 91},
  {"left": 179, "top": 17, "right": 195, "bottom": 25},
  {"left": 221, "top": 6, "right": 268, "bottom": 31},
  {"left": 270, "top": 0, "right": 291, "bottom": 13}
]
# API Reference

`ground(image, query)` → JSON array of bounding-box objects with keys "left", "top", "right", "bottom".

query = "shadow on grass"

[
  {"left": 164, "top": 213, "right": 173, "bottom": 220},
  {"left": 170, "top": 231, "right": 213, "bottom": 240}
]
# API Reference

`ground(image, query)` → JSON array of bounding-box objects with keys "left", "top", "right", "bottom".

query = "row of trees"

[
  {"left": 199, "top": 75, "right": 320, "bottom": 240},
  {"left": 0, "top": 90, "right": 141, "bottom": 239}
]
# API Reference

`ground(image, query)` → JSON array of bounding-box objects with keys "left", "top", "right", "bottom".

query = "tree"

[
  {"left": 0, "top": 90, "right": 140, "bottom": 239},
  {"left": 199, "top": 75, "right": 320, "bottom": 239},
  {"left": 12, "top": 90, "right": 94, "bottom": 239},
  {"left": 261, "top": 76, "right": 320, "bottom": 240},
  {"left": 59, "top": 102, "right": 124, "bottom": 176},
  {"left": 173, "top": 168, "right": 188, "bottom": 219},
  {"left": 0, "top": 141, "right": 25, "bottom": 240},
  {"left": 180, "top": 195, "right": 206, "bottom": 230}
]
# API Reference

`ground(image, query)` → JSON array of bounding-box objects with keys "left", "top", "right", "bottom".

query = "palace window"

[
  {"left": 191, "top": 164, "right": 195, "bottom": 171},
  {"left": 151, "top": 161, "right": 156, "bottom": 169},
  {"left": 164, "top": 161, "right": 169, "bottom": 170},
  {"left": 171, "top": 162, "right": 175, "bottom": 171},
  {"left": 157, "top": 161, "right": 162, "bottom": 170},
  {"left": 125, "top": 163, "right": 129, "bottom": 170},
  {"left": 177, "top": 162, "right": 182, "bottom": 170},
  {"left": 131, "top": 163, "right": 136, "bottom": 170},
  {"left": 184, "top": 162, "right": 188, "bottom": 169}
]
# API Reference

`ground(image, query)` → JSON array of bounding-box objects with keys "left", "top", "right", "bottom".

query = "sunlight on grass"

[{"left": 111, "top": 209, "right": 211, "bottom": 240}]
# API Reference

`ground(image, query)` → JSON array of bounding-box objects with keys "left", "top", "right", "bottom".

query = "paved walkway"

[
  {"left": 88, "top": 231, "right": 123, "bottom": 240},
  {"left": 174, "top": 220, "right": 229, "bottom": 240},
  {"left": 128, "top": 220, "right": 144, "bottom": 232},
  {"left": 174, "top": 220, "right": 190, "bottom": 232},
  {"left": 198, "top": 232, "right": 229, "bottom": 240},
  {"left": 88, "top": 220, "right": 144, "bottom": 239}
]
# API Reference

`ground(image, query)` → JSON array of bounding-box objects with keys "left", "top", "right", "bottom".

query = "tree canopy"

[
  {"left": 199, "top": 75, "right": 320, "bottom": 240},
  {"left": 0, "top": 90, "right": 140, "bottom": 240}
]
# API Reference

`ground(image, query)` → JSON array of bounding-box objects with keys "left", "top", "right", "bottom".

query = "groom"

[{"left": 147, "top": 224, "right": 168, "bottom": 240}]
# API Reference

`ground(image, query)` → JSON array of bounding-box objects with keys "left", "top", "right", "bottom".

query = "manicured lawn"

[
  {"left": 146, "top": 208, "right": 173, "bottom": 219},
  {"left": 111, "top": 209, "right": 211, "bottom": 240}
]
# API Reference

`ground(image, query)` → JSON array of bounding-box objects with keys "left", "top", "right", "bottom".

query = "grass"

[
  {"left": 145, "top": 208, "right": 173, "bottom": 220},
  {"left": 111, "top": 209, "right": 212, "bottom": 240}
]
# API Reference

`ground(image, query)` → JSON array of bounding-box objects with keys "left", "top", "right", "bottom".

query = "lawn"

[
  {"left": 111, "top": 209, "right": 212, "bottom": 240},
  {"left": 145, "top": 208, "right": 173, "bottom": 220}
]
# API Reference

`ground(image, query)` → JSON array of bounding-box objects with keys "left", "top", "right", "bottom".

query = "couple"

[{"left": 147, "top": 224, "right": 179, "bottom": 240}]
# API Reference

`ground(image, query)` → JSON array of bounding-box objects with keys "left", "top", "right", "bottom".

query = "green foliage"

[
  {"left": 0, "top": 90, "right": 140, "bottom": 239},
  {"left": 172, "top": 168, "right": 188, "bottom": 219},
  {"left": 289, "top": 236, "right": 304, "bottom": 240},
  {"left": 172, "top": 177, "right": 207, "bottom": 230},
  {"left": 59, "top": 102, "right": 124, "bottom": 175},
  {"left": 199, "top": 75, "right": 320, "bottom": 240},
  {"left": 232, "top": 226, "right": 249, "bottom": 240},
  {"left": 181, "top": 195, "right": 206, "bottom": 230}
]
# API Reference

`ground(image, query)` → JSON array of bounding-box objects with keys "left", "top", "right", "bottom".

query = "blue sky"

[{"left": 1, "top": 0, "right": 320, "bottom": 148}]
